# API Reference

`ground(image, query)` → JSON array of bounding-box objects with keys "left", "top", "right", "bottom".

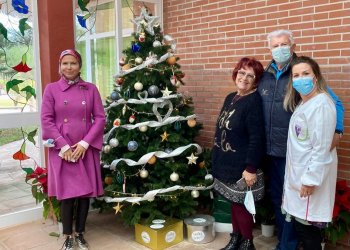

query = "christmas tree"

[{"left": 99, "top": 7, "right": 212, "bottom": 226}]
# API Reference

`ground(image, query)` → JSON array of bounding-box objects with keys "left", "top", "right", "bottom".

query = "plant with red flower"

[
  {"left": 23, "top": 165, "right": 61, "bottom": 222},
  {"left": 12, "top": 53, "right": 32, "bottom": 73},
  {"left": 324, "top": 180, "right": 350, "bottom": 245}
]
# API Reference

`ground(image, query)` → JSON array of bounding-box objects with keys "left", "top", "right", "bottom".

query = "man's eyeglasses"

[{"left": 237, "top": 70, "right": 255, "bottom": 81}]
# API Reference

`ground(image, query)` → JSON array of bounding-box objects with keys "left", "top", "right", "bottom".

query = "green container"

[
  {"left": 213, "top": 195, "right": 231, "bottom": 214},
  {"left": 213, "top": 211, "right": 231, "bottom": 223}
]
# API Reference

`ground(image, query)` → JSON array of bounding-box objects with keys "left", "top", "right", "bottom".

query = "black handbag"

[{"left": 213, "top": 169, "right": 264, "bottom": 204}]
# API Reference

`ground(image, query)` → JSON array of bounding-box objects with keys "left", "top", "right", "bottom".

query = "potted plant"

[
  {"left": 324, "top": 180, "right": 350, "bottom": 247},
  {"left": 23, "top": 165, "right": 61, "bottom": 224},
  {"left": 256, "top": 196, "right": 275, "bottom": 237}
]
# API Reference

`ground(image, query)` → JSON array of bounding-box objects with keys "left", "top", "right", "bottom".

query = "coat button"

[
  {"left": 64, "top": 100, "right": 68, "bottom": 105},
  {"left": 82, "top": 101, "right": 86, "bottom": 105},
  {"left": 64, "top": 118, "right": 68, "bottom": 123},
  {"left": 82, "top": 118, "right": 86, "bottom": 122}
]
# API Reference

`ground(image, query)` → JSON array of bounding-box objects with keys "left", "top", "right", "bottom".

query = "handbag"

[{"left": 213, "top": 169, "right": 264, "bottom": 204}]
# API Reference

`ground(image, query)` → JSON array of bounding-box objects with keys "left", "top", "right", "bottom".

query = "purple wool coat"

[{"left": 41, "top": 77, "right": 105, "bottom": 200}]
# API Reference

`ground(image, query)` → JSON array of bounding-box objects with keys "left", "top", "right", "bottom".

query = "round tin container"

[{"left": 184, "top": 214, "right": 215, "bottom": 243}]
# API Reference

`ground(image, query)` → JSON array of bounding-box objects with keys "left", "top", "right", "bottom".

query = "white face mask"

[
  {"left": 271, "top": 46, "right": 291, "bottom": 64},
  {"left": 244, "top": 189, "right": 256, "bottom": 223}
]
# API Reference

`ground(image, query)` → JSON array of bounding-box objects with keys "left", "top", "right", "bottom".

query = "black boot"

[
  {"left": 238, "top": 239, "right": 255, "bottom": 250},
  {"left": 220, "top": 232, "right": 242, "bottom": 250}
]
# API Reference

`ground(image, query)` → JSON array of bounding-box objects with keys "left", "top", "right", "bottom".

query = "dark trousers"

[
  {"left": 231, "top": 203, "right": 254, "bottom": 240},
  {"left": 294, "top": 221, "right": 322, "bottom": 250},
  {"left": 267, "top": 156, "right": 298, "bottom": 250},
  {"left": 61, "top": 197, "right": 90, "bottom": 235}
]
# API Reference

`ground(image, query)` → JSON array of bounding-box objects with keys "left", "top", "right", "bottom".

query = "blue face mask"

[
  {"left": 272, "top": 46, "right": 291, "bottom": 64},
  {"left": 292, "top": 77, "right": 314, "bottom": 95}
]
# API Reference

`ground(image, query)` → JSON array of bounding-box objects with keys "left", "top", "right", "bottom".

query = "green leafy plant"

[
  {"left": 24, "top": 165, "right": 61, "bottom": 222},
  {"left": 324, "top": 180, "right": 350, "bottom": 245}
]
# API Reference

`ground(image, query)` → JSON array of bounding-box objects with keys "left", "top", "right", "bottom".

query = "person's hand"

[
  {"left": 300, "top": 185, "right": 315, "bottom": 198},
  {"left": 62, "top": 148, "right": 74, "bottom": 162},
  {"left": 330, "top": 133, "right": 341, "bottom": 151},
  {"left": 242, "top": 170, "right": 257, "bottom": 187},
  {"left": 71, "top": 143, "right": 87, "bottom": 161}
]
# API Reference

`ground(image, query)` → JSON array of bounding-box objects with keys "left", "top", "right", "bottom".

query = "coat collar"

[{"left": 58, "top": 77, "right": 88, "bottom": 91}]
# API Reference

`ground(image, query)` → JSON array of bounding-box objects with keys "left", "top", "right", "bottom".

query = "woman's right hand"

[{"left": 62, "top": 148, "right": 74, "bottom": 162}]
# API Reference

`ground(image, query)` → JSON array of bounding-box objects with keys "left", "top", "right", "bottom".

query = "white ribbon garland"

[
  {"left": 115, "top": 52, "right": 172, "bottom": 78},
  {"left": 98, "top": 184, "right": 213, "bottom": 203},
  {"left": 105, "top": 94, "right": 181, "bottom": 111},
  {"left": 108, "top": 143, "right": 202, "bottom": 169},
  {"left": 103, "top": 114, "right": 196, "bottom": 143}
]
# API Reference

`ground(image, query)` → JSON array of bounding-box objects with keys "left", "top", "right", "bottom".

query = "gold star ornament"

[
  {"left": 187, "top": 153, "right": 199, "bottom": 165},
  {"left": 113, "top": 203, "right": 124, "bottom": 214},
  {"left": 161, "top": 87, "right": 173, "bottom": 97},
  {"left": 160, "top": 131, "right": 170, "bottom": 142}
]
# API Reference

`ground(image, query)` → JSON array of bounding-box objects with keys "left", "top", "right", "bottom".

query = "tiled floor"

[{"left": 0, "top": 210, "right": 281, "bottom": 250}]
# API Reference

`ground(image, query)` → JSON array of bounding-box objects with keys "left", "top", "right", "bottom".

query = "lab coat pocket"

[{"left": 288, "top": 163, "right": 306, "bottom": 192}]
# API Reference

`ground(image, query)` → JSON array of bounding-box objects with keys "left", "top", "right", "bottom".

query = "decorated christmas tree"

[{"left": 98, "top": 7, "right": 212, "bottom": 226}]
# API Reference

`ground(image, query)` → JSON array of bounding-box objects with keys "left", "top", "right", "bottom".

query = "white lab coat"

[{"left": 282, "top": 93, "right": 337, "bottom": 222}]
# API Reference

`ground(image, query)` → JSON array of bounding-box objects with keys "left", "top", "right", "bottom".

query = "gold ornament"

[
  {"left": 122, "top": 64, "right": 131, "bottom": 71},
  {"left": 166, "top": 56, "right": 177, "bottom": 65},
  {"left": 104, "top": 176, "right": 113, "bottom": 185},
  {"left": 187, "top": 119, "right": 196, "bottom": 127},
  {"left": 148, "top": 155, "right": 157, "bottom": 165},
  {"left": 113, "top": 203, "right": 124, "bottom": 214},
  {"left": 199, "top": 161, "right": 205, "bottom": 169},
  {"left": 161, "top": 87, "right": 173, "bottom": 97},
  {"left": 160, "top": 131, "right": 170, "bottom": 142},
  {"left": 187, "top": 153, "right": 198, "bottom": 165}
]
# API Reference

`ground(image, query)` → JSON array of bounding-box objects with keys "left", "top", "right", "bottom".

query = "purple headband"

[{"left": 59, "top": 49, "right": 82, "bottom": 67}]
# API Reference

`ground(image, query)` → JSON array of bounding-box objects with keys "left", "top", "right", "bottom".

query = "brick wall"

[{"left": 163, "top": 0, "right": 350, "bottom": 181}]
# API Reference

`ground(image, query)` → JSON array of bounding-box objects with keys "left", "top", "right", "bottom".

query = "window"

[{"left": 74, "top": 0, "right": 163, "bottom": 102}]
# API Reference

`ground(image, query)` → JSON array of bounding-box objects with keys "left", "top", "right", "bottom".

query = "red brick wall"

[{"left": 163, "top": 0, "right": 350, "bottom": 180}]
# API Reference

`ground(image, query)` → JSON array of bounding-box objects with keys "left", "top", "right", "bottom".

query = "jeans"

[
  {"left": 61, "top": 197, "right": 90, "bottom": 235},
  {"left": 267, "top": 156, "right": 298, "bottom": 250}
]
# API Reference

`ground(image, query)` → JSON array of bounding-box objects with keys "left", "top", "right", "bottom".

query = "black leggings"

[
  {"left": 294, "top": 220, "right": 322, "bottom": 250},
  {"left": 61, "top": 197, "right": 90, "bottom": 235}
]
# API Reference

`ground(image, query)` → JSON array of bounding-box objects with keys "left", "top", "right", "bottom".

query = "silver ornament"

[
  {"left": 139, "top": 125, "right": 148, "bottom": 132},
  {"left": 148, "top": 85, "right": 159, "bottom": 96},
  {"left": 153, "top": 40, "right": 162, "bottom": 47},
  {"left": 170, "top": 172, "right": 179, "bottom": 182},
  {"left": 205, "top": 174, "right": 213, "bottom": 182},
  {"left": 127, "top": 140, "right": 138, "bottom": 151},
  {"left": 135, "top": 57, "right": 143, "bottom": 64},
  {"left": 140, "top": 169, "right": 149, "bottom": 178},
  {"left": 134, "top": 81, "right": 143, "bottom": 91},
  {"left": 103, "top": 145, "right": 111, "bottom": 153},
  {"left": 109, "top": 138, "right": 119, "bottom": 147},
  {"left": 191, "top": 190, "right": 200, "bottom": 198}
]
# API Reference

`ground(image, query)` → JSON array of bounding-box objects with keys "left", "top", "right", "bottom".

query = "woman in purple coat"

[{"left": 41, "top": 49, "right": 105, "bottom": 250}]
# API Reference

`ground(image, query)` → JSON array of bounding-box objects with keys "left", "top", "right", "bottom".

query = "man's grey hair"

[{"left": 267, "top": 30, "right": 294, "bottom": 48}]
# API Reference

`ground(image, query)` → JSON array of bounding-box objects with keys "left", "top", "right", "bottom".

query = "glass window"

[
  {"left": 0, "top": 2, "right": 38, "bottom": 114},
  {"left": 74, "top": 0, "right": 162, "bottom": 101},
  {"left": 91, "top": 37, "right": 116, "bottom": 99}
]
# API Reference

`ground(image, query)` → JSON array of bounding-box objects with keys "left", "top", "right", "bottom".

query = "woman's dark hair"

[{"left": 232, "top": 57, "right": 264, "bottom": 86}]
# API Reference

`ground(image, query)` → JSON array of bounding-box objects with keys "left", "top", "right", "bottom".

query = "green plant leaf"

[
  {"left": 6, "top": 79, "right": 23, "bottom": 94},
  {"left": 78, "top": 0, "right": 89, "bottom": 11},
  {"left": 0, "top": 22, "right": 8, "bottom": 40},
  {"left": 22, "top": 167, "right": 34, "bottom": 175},
  {"left": 27, "top": 128, "right": 38, "bottom": 145},
  {"left": 19, "top": 18, "right": 29, "bottom": 36},
  {"left": 20, "top": 142, "right": 26, "bottom": 153},
  {"left": 21, "top": 86, "right": 36, "bottom": 101}
]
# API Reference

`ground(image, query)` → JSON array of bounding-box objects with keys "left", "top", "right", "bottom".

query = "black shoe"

[
  {"left": 220, "top": 232, "right": 242, "bottom": 250},
  {"left": 238, "top": 239, "right": 255, "bottom": 250},
  {"left": 75, "top": 233, "right": 89, "bottom": 250},
  {"left": 61, "top": 236, "right": 74, "bottom": 250}
]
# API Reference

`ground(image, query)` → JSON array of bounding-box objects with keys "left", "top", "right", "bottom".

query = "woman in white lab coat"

[{"left": 282, "top": 56, "right": 337, "bottom": 250}]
